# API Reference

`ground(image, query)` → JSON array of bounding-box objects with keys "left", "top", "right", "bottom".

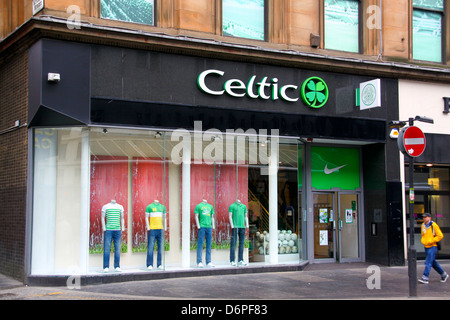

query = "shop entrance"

[{"left": 313, "top": 192, "right": 360, "bottom": 262}]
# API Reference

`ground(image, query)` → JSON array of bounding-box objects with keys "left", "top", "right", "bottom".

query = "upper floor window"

[
  {"left": 101, "top": 0, "right": 155, "bottom": 26},
  {"left": 222, "top": 0, "right": 265, "bottom": 41},
  {"left": 412, "top": 0, "right": 444, "bottom": 63},
  {"left": 324, "top": 0, "right": 360, "bottom": 53}
]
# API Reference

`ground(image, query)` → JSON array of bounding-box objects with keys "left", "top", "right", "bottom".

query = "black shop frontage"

[{"left": 26, "top": 38, "right": 404, "bottom": 283}]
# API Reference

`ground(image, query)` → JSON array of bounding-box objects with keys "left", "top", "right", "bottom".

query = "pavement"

[{"left": 1, "top": 261, "right": 450, "bottom": 301}]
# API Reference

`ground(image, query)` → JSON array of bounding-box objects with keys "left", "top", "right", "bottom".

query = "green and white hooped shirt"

[{"left": 102, "top": 202, "right": 124, "bottom": 231}]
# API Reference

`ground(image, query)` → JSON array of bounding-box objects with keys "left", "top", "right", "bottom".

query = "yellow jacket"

[{"left": 421, "top": 221, "right": 443, "bottom": 248}]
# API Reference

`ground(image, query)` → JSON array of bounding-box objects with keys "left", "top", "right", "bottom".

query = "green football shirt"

[
  {"left": 229, "top": 202, "right": 247, "bottom": 228},
  {"left": 145, "top": 202, "right": 166, "bottom": 230},
  {"left": 102, "top": 202, "right": 124, "bottom": 230},
  {"left": 194, "top": 202, "right": 215, "bottom": 228}
]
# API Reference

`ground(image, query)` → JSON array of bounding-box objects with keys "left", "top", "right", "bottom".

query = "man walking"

[{"left": 418, "top": 213, "right": 448, "bottom": 284}]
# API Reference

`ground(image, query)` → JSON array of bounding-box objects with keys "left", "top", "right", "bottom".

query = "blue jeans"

[
  {"left": 147, "top": 229, "right": 163, "bottom": 267},
  {"left": 103, "top": 230, "right": 121, "bottom": 269},
  {"left": 230, "top": 228, "right": 245, "bottom": 262},
  {"left": 423, "top": 246, "right": 445, "bottom": 280},
  {"left": 197, "top": 227, "right": 212, "bottom": 264}
]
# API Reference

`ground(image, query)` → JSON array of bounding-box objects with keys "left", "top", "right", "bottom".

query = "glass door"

[
  {"left": 338, "top": 193, "right": 360, "bottom": 262},
  {"left": 313, "top": 193, "right": 336, "bottom": 261}
]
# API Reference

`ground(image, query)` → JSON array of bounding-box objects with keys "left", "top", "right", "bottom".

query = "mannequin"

[
  {"left": 229, "top": 199, "right": 249, "bottom": 266},
  {"left": 194, "top": 199, "right": 215, "bottom": 267},
  {"left": 145, "top": 199, "right": 167, "bottom": 270},
  {"left": 101, "top": 199, "right": 125, "bottom": 272}
]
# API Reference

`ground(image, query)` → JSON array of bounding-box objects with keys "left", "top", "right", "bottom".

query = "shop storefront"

[
  {"left": 399, "top": 80, "right": 450, "bottom": 260},
  {"left": 26, "top": 38, "right": 403, "bottom": 280}
]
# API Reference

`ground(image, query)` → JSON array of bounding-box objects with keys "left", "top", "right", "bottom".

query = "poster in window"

[
  {"left": 319, "top": 208, "right": 328, "bottom": 223},
  {"left": 319, "top": 230, "right": 328, "bottom": 246},
  {"left": 345, "top": 209, "right": 353, "bottom": 224}
]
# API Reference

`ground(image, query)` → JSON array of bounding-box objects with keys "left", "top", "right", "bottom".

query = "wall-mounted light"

[
  {"left": 48, "top": 73, "right": 61, "bottom": 83},
  {"left": 310, "top": 33, "right": 320, "bottom": 48}
]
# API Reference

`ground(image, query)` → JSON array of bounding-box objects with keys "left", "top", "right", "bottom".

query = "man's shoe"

[
  {"left": 441, "top": 273, "right": 449, "bottom": 283},
  {"left": 418, "top": 278, "right": 429, "bottom": 284}
]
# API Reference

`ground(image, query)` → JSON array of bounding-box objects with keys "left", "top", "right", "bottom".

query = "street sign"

[{"left": 398, "top": 126, "right": 426, "bottom": 157}]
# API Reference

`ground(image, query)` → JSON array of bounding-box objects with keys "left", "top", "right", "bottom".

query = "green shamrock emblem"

[{"left": 301, "top": 77, "right": 329, "bottom": 108}]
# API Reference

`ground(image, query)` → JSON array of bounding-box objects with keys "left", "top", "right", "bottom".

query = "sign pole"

[
  {"left": 407, "top": 117, "right": 417, "bottom": 297},
  {"left": 393, "top": 115, "right": 432, "bottom": 297}
]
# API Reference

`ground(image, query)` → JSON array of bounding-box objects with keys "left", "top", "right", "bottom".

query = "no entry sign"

[{"left": 398, "top": 126, "right": 426, "bottom": 157}]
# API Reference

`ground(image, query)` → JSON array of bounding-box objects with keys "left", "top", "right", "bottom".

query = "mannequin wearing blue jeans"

[
  {"left": 229, "top": 200, "right": 249, "bottom": 266},
  {"left": 101, "top": 200, "right": 125, "bottom": 272},
  {"left": 147, "top": 229, "right": 163, "bottom": 268},
  {"left": 145, "top": 200, "right": 166, "bottom": 270},
  {"left": 103, "top": 230, "right": 121, "bottom": 270},
  {"left": 195, "top": 200, "right": 216, "bottom": 267},
  {"left": 197, "top": 227, "right": 212, "bottom": 266}
]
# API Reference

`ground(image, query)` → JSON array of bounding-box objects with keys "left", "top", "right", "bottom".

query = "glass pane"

[
  {"left": 413, "top": 0, "right": 444, "bottom": 11},
  {"left": 325, "top": 0, "right": 359, "bottom": 53},
  {"left": 101, "top": 0, "right": 155, "bottom": 25},
  {"left": 223, "top": 0, "right": 265, "bottom": 40},
  {"left": 32, "top": 128, "right": 84, "bottom": 274},
  {"left": 89, "top": 128, "right": 167, "bottom": 272},
  {"left": 278, "top": 141, "right": 299, "bottom": 261},
  {"left": 339, "top": 194, "right": 359, "bottom": 260},
  {"left": 430, "top": 195, "right": 450, "bottom": 256},
  {"left": 313, "top": 193, "right": 334, "bottom": 259},
  {"left": 413, "top": 9, "right": 442, "bottom": 63}
]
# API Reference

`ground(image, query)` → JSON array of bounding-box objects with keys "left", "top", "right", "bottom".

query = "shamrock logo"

[{"left": 301, "top": 77, "right": 329, "bottom": 108}]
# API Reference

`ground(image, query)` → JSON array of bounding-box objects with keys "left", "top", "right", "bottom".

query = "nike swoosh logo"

[{"left": 324, "top": 164, "right": 348, "bottom": 174}]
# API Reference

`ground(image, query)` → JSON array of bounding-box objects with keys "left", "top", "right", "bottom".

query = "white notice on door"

[{"left": 319, "top": 230, "right": 328, "bottom": 246}]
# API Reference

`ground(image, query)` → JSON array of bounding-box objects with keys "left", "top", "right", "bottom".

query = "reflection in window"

[
  {"left": 412, "top": 8, "right": 442, "bottom": 63},
  {"left": 222, "top": 0, "right": 265, "bottom": 41},
  {"left": 405, "top": 165, "right": 450, "bottom": 256},
  {"left": 101, "top": 0, "right": 155, "bottom": 26},
  {"left": 31, "top": 127, "right": 306, "bottom": 275},
  {"left": 324, "top": 0, "right": 359, "bottom": 53}
]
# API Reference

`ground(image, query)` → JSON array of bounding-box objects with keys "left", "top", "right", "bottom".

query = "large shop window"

[
  {"left": 405, "top": 165, "right": 450, "bottom": 258},
  {"left": 412, "top": 0, "right": 444, "bottom": 63},
  {"left": 101, "top": 0, "right": 155, "bottom": 26},
  {"left": 324, "top": 0, "right": 360, "bottom": 53},
  {"left": 222, "top": 0, "right": 265, "bottom": 41},
  {"left": 30, "top": 127, "right": 304, "bottom": 275}
]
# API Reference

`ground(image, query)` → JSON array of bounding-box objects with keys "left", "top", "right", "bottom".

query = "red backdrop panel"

[
  {"left": 90, "top": 155, "right": 129, "bottom": 252},
  {"left": 188, "top": 163, "right": 248, "bottom": 247},
  {"left": 132, "top": 157, "right": 169, "bottom": 250}
]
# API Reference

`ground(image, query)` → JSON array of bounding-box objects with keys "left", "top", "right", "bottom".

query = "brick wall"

[{"left": 0, "top": 49, "right": 28, "bottom": 281}]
